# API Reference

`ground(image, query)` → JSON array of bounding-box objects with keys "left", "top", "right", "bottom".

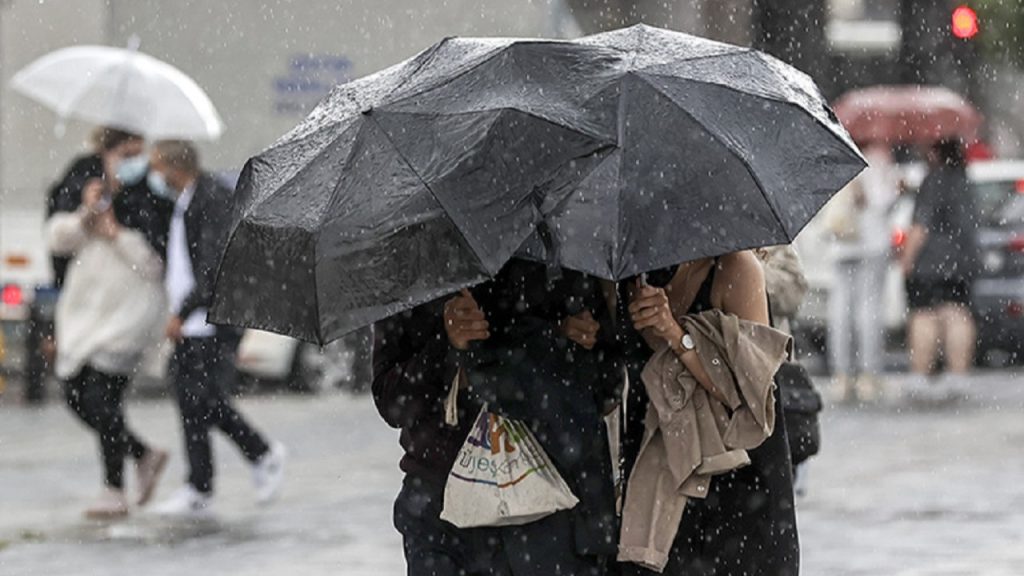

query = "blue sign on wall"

[{"left": 273, "top": 54, "right": 353, "bottom": 116}]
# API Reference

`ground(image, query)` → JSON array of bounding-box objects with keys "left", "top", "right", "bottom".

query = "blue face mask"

[
  {"left": 147, "top": 170, "right": 174, "bottom": 199},
  {"left": 116, "top": 154, "right": 148, "bottom": 185}
]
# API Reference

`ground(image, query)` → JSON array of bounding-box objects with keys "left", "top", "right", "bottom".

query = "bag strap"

[{"left": 444, "top": 369, "right": 462, "bottom": 427}]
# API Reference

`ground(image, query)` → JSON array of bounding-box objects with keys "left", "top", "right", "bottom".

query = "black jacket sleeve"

[
  {"left": 177, "top": 175, "right": 232, "bottom": 320},
  {"left": 372, "top": 302, "right": 456, "bottom": 429},
  {"left": 47, "top": 155, "right": 103, "bottom": 217}
]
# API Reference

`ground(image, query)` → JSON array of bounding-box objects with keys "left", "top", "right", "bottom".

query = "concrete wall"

[
  {"left": 1, "top": 0, "right": 107, "bottom": 211},
  {"left": 103, "top": 0, "right": 572, "bottom": 183}
]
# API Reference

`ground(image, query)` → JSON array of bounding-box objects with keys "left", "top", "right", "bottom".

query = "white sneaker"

[
  {"left": 252, "top": 442, "right": 287, "bottom": 505},
  {"left": 152, "top": 485, "right": 213, "bottom": 518}
]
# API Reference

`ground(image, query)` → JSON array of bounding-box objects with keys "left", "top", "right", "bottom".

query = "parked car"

[
  {"left": 234, "top": 328, "right": 372, "bottom": 394},
  {"left": 793, "top": 159, "right": 1024, "bottom": 368}
]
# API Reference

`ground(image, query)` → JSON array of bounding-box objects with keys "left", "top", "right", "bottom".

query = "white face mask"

[
  {"left": 147, "top": 170, "right": 174, "bottom": 199},
  {"left": 115, "top": 154, "right": 148, "bottom": 185}
]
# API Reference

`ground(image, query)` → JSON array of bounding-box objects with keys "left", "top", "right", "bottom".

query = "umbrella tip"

[{"left": 126, "top": 34, "right": 141, "bottom": 51}]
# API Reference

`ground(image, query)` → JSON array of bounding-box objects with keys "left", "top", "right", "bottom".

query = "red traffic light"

[{"left": 952, "top": 5, "right": 979, "bottom": 39}]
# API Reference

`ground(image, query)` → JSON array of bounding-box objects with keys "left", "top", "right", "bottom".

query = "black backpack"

[
  {"left": 776, "top": 360, "right": 823, "bottom": 466},
  {"left": 769, "top": 298, "right": 823, "bottom": 467}
]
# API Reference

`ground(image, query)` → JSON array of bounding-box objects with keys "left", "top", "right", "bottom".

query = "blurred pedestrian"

[
  {"left": 825, "top": 142, "right": 900, "bottom": 403},
  {"left": 147, "top": 141, "right": 286, "bottom": 517},
  {"left": 900, "top": 138, "right": 980, "bottom": 399},
  {"left": 46, "top": 129, "right": 173, "bottom": 518},
  {"left": 373, "top": 259, "right": 619, "bottom": 576},
  {"left": 26, "top": 128, "right": 151, "bottom": 403}
]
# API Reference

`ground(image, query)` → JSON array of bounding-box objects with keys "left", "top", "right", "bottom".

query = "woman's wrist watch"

[{"left": 680, "top": 332, "right": 696, "bottom": 353}]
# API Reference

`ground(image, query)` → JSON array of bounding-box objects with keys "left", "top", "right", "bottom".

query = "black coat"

[
  {"left": 46, "top": 154, "right": 172, "bottom": 287},
  {"left": 373, "top": 259, "right": 621, "bottom": 557},
  {"left": 175, "top": 173, "right": 233, "bottom": 322}
]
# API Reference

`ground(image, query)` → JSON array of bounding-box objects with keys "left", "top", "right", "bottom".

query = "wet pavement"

[{"left": 1, "top": 371, "right": 1023, "bottom": 575}]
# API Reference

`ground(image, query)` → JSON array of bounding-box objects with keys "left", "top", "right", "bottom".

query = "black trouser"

[
  {"left": 394, "top": 476, "right": 606, "bottom": 576},
  {"left": 63, "top": 365, "right": 149, "bottom": 488},
  {"left": 170, "top": 336, "right": 269, "bottom": 494}
]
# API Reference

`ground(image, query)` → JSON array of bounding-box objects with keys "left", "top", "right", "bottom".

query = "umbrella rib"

[
  {"left": 638, "top": 55, "right": 827, "bottom": 120},
  {"left": 627, "top": 46, "right": 754, "bottom": 70},
  {"left": 379, "top": 43, "right": 512, "bottom": 112},
  {"left": 380, "top": 37, "right": 451, "bottom": 103},
  {"left": 362, "top": 112, "right": 491, "bottom": 275},
  {"left": 612, "top": 78, "right": 630, "bottom": 279},
  {"left": 53, "top": 58, "right": 126, "bottom": 121},
  {"left": 640, "top": 78, "right": 792, "bottom": 243}
]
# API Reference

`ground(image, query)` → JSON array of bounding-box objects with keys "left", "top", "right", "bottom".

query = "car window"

[{"left": 971, "top": 180, "right": 1024, "bottom": 226}]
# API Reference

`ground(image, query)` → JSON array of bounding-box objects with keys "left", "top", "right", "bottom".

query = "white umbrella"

[{"left": 10, "top": 43, "right": 223, "bottom": 140}]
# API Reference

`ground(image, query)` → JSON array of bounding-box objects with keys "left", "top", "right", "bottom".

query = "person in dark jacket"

[
  {"left": 900, "top": 138, "right": 980, "bottom": 399},
  {"left": 146, "top": 140, "right": 286, "bottom": 517},
  {"left": 373, "top": 259, "right": 621, "bottom": 576}
]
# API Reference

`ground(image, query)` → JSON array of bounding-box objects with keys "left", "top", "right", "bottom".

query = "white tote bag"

[{"left": 440, "top": 404, "right": 579, "bottom": 528}]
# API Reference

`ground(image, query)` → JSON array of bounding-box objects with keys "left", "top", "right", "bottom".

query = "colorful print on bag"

[
  {"left": 440, "top": 406, "right": 579, "bottom": 528},
  {"left": 453, "top": 412, "right": 545, "bottom": 488}
]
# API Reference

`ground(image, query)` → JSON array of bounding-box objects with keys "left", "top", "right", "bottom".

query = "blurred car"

[
  {"left": 794, "top": 159, "right": 1024, "bottom": 367},
  {"left": 1, "top": 208, "right": 52, "bottom": 397},
  {"left": 234, "top": 329, "right": 370, "bottom": 394}
]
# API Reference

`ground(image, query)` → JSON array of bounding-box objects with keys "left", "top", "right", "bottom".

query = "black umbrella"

[
  {"left": 210, "top": 37, "right": 618, "bottom": 343},
  {"left": 211, "top": 25, "right": 864, "bottom": 343},
  {"left": 516, "top": 25, "right": 866, "bottom": 279}
]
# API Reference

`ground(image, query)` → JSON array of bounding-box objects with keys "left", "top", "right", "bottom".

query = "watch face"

[{"left": 682, "top": 334, "right": 695, "bottom": 350}]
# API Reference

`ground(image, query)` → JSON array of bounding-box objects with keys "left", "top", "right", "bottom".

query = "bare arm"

[
  {"left": 631, "top": 252, "right": 768, "bottom": 404},
  {"left": 681, "top": 252, "right": 768, "bottom": 402},
  {"left": 716, "top": 251, "right": 770, "bottom": 325},
  {"left": 900, "top": 224, "right": 927, "bottom": 275}
]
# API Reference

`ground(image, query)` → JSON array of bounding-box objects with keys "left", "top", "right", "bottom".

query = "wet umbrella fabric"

[
  {"left": 516, "top": 26, "right": 866, "bottom": 279},
  {"left": 210, "top": 37, "right": 616, "bottom": 344},
  {"left": 211, "top": 25, "right": 864, "bottom": 344}
]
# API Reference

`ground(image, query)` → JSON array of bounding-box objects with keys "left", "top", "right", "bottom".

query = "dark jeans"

[
  {"left": 63, "top": 365, "right": 149, "bottom": 488},
  {"left": 394, "top": 476, "right": 606, "bottom": 576},
  {"left": 170, "top": 336, "right": 269, "bottom": 494}
]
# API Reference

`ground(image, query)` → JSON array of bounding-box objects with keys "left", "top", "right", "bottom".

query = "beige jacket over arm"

[{"left": 618, "top": 310, "right": 791, "bottom": 572}]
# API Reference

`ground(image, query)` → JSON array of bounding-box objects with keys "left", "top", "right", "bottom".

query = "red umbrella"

[{"left": 833, "top": 85, "right": 982, "bottom": 145}]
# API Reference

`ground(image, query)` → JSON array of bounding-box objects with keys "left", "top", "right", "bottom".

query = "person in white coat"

[
  {"left": 48, "top": 170, "right": 171, "bottom": 519},
  {"left": 827, "top": 142, "right": 900, "bottom": 402}
]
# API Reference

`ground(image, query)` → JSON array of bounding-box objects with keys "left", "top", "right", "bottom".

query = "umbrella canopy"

[
  {"left": 210, "top": 36, "right": 617, "bottom": 343},
  {"left": 10, "top": 44, "right": 223, "bottom": 140},
  {"left": 516, "top": 25, "right": 865, "bottom": 279},
  {"left": 832, "top": 85, "right": 982, "bottom": 146},
  {"left": 211, "top": 25, "right": 864, "bottom": 343}
]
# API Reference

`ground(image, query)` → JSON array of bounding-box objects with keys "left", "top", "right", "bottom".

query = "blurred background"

[
  {"left": 5, "top": 0, "right": 1024, "bottom": 390},
  {"left": 2, "top": 2, "right": 1024, "bottom": 575}
]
